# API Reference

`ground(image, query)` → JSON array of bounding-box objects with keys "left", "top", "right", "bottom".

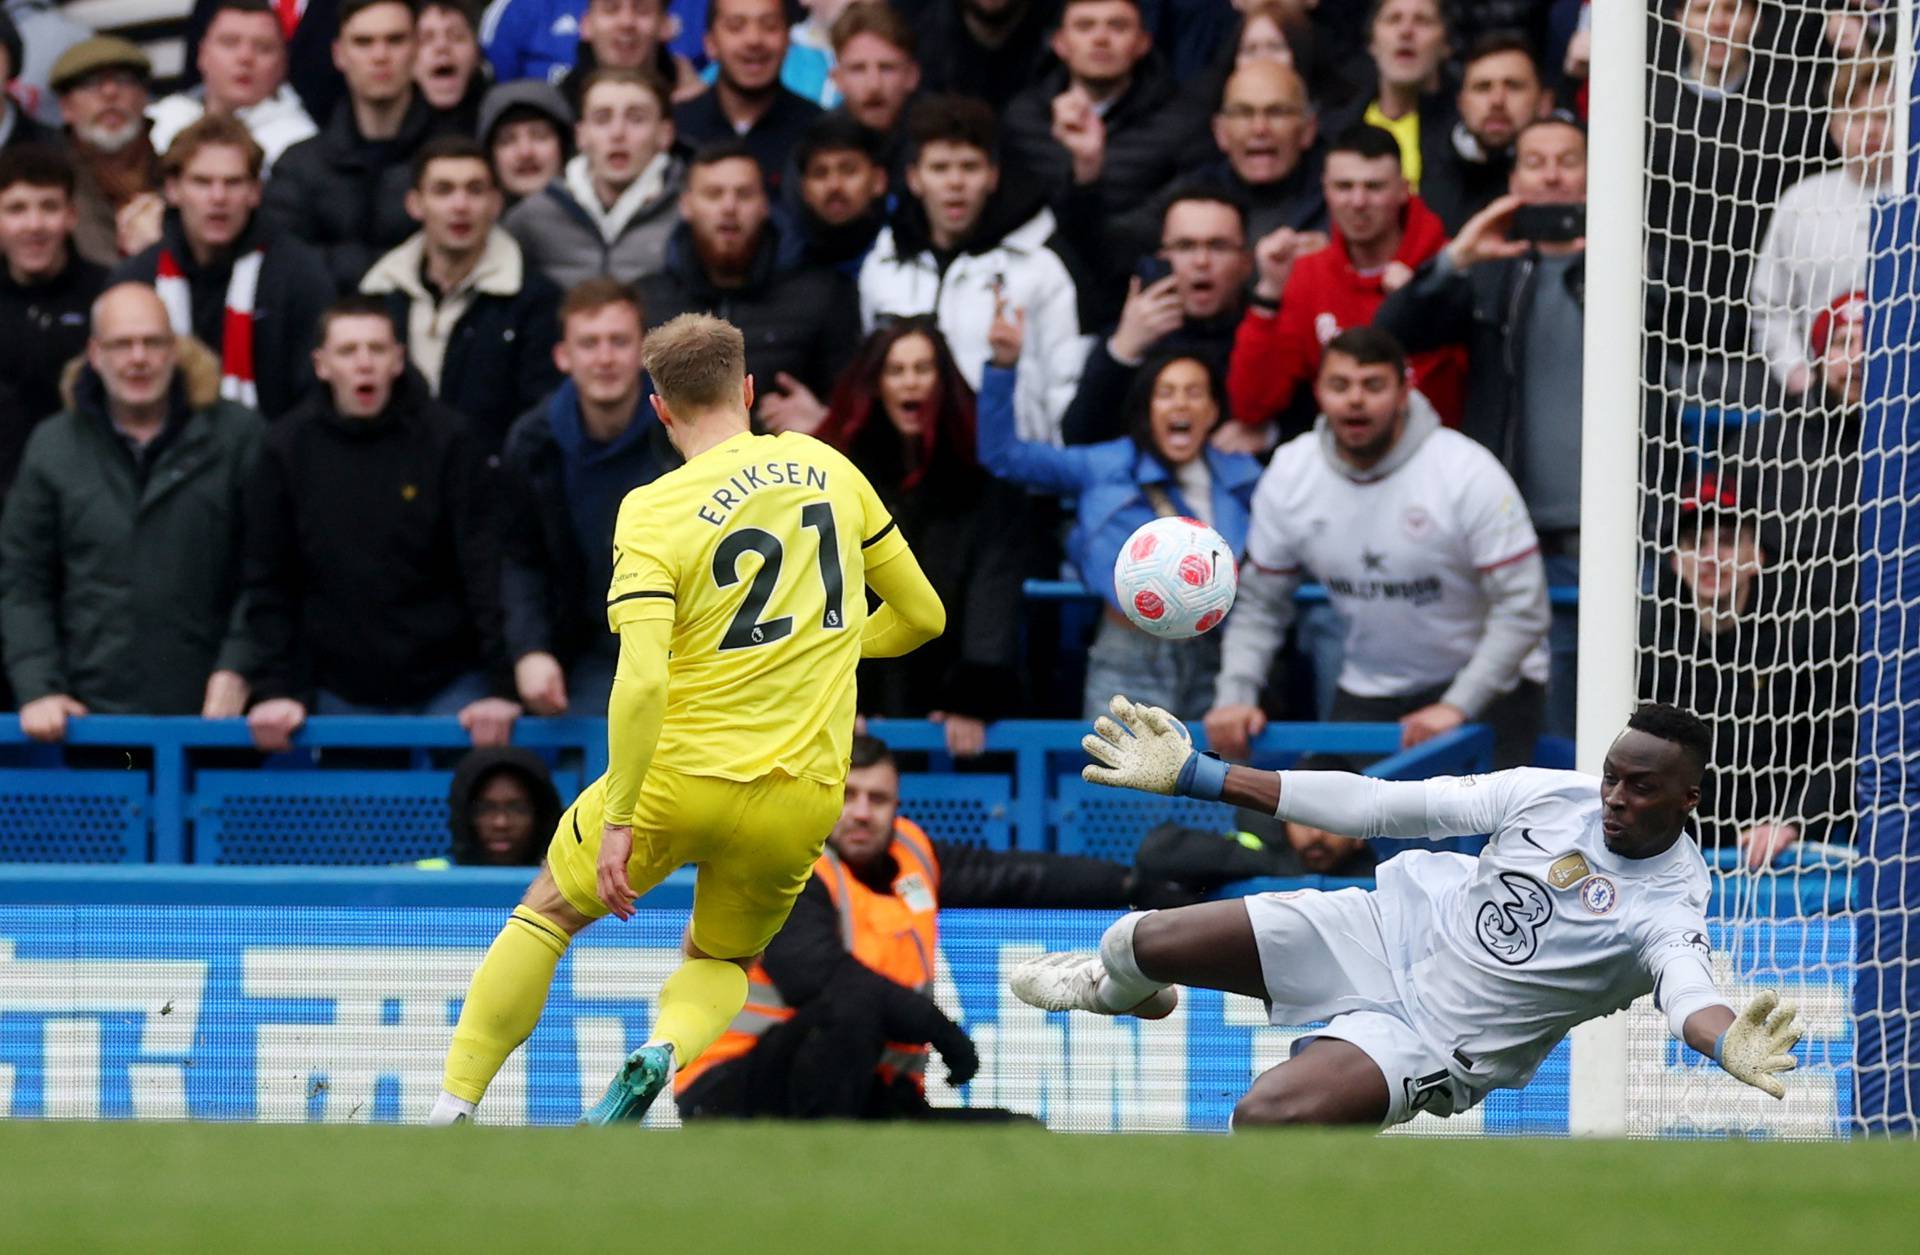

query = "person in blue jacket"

[{"left": 977, "top": 299, "right": 1260, "bottom": 721}]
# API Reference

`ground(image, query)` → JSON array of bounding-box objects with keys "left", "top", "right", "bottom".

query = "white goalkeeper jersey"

[{"left": 1292, "top": 768, "right": 1721, "bottom": 1093}]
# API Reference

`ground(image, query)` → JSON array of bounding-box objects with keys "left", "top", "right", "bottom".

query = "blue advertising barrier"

[
  {"left": 0, "top": 868, "right": 1850, "bottom": 1136},
  {"left": 0, "top": 717, "right": 1495, "bottom": 865}
]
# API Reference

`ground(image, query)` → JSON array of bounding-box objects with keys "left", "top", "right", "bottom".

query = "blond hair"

[{"left": 644, "top": 313, "right": 746, "bottom": 413}]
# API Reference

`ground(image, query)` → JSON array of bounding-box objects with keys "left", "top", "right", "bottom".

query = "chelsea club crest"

[{"left": 1580, "top": 875, "right": 1619, "bottom": 916}]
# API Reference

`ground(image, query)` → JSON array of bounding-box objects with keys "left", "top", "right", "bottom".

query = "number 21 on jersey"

[{"left": 710, "top": 502, "right": 845, "bottom": 650}]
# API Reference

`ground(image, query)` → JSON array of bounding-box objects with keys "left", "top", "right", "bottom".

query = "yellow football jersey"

[{"left": 606, "top": 430, "right": 907, "bottom": 785}]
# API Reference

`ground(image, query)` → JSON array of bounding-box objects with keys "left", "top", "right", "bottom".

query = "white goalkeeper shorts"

[{"left": 1244, "top": 887, "right": 1483, "bottom": 1126}]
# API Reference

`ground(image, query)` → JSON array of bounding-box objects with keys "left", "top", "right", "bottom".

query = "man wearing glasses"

[
  {"left": 0, "top": 282, "right": 263, "bottom": 741},
  {"left": 1060, "top": 186, "right": 1253, "bottom": 448}
]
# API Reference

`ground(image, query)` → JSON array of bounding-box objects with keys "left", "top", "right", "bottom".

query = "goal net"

[{"left": 1589, "top": 0, "right": 1918, "bottom": 1138}]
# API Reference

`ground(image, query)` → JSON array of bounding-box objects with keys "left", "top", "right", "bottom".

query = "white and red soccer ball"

[{"left": 1112, "top": 517, "right": 1238, "bottom": 641}]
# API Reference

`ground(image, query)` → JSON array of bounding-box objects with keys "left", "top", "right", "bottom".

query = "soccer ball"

[{"left": 1112, "top": 517, "right": 1238, "bottom": 640}]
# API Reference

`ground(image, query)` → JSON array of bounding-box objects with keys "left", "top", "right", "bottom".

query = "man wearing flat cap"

[{"left": 48, "top": 36, "right": 163, "bottom": 267}]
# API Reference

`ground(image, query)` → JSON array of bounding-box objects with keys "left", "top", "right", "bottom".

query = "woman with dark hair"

[
  {"left": 818, "top": 318, "right": 1027, "bottom": 756},
  {"left": 976, "top": 310, "right": 1262, "bottom": 720}
]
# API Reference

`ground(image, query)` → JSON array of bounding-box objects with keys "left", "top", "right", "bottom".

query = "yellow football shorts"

[{"left": 547, "top": 766, "right": 844, "bottom": 958}]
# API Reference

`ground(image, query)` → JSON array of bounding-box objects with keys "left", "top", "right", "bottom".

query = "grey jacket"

[{"left": 504, "top": 153, "right": 683, "bottom": 290}]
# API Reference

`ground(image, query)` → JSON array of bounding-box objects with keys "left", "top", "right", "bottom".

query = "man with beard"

[
  {"left": 360, "top": 134, "right": 562, "bottom": 454},
  {"left": 826, "top": 1, "right": 920, "bottom": 175},
  {"left": 673, "top": 0, "right": 823, "bottom": 194},
  {"left": 792, "top": 113, "right": 887, "bottom": 275},
  {"left": 114, "top": 116, "right": 334, "bottom": 420},
  {"left": 505, "top": 67, "right": 682, "bottom": 289},
  {"left": 47, "top": 38, "right": 162, "bottom": 268},
  {"left": 1204, "top": 327, "right": 1550, "bottom": 770},
  {"left": 918, "top": 0, "right": 1061, "bottom": 113},
  {"left": 148, "top": 0, "right": 318, "bottom": 175},
  {"left": 1419, "top": 32, "right": 1550, "bottom": 234},
  {"left": 638, "top": 142, "right": 860, "bottom": 432}
]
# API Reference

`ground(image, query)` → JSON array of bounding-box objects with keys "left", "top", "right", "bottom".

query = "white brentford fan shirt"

[
  {"left": 1248, "top": 418, "right": 1550, "bottom": 697},
  {"left": 1282, "top": 768, "right": 1722, "bottom": 1095}
]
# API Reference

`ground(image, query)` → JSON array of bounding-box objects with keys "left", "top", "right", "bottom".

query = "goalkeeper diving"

[
  {"left": 1013, "top": 699, "right": 1803, "bottom": 1127},
  {"left": 430, "top": 314, "right": 945, "bottom": 1126}
]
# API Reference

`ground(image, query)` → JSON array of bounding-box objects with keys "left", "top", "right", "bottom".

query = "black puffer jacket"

[
  {"left": 637, "top": 221, "right": 861, "bottom": 403},
  {"left": 446, "top": 746, "right": 563, "bottom": 866},
  {"left": 999, "top": 58, "right": 1211, "bottom": 220},
  {"left": 262, "top": 96, "right": 454, "bottom": 289}
]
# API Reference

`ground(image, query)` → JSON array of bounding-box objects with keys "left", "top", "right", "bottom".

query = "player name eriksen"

[{"left": 696, "top": 460, "right": 832, "bottom": 527}]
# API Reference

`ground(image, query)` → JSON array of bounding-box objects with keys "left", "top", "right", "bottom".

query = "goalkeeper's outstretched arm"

[
  {"left": 1651, "top": 934, "right": 1803, "bottom": 1100},
  {"left": 1081, "top": 695, "right": 1516, "bottom": 838},
  {"left": 861, "top": 545, "right": 946, "bottom": 659}
]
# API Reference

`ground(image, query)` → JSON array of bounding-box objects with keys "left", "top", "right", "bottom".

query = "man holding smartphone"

[
  {"left": 1059, "top": 186, "right": 1253, "bottom": 446},
  {"left": 1374, "top": 114, "right": 1587, "bottom": 739}
]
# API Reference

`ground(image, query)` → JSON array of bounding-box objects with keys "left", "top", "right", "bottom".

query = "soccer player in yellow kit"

[{"left": 428, "top": 313, "right": 946, "bottom": 1126}]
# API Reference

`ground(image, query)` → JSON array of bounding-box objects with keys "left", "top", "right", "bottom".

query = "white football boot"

[{"left": 1009, "top": 952, "right": 1179, "bottom": 1019}]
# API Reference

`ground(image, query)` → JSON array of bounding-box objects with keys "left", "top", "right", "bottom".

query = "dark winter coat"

[
  {"left": 638, "top": 221, "right": 861, "bottom": 403},
  {"left": 0, "top": 250, "right": 104, "bottom": 431},
  {"left": 497, "top": 383, "right": 681, "bottom": 668},
  {"left": 1060, "top": 311, "right": 1241, "bottom": 447},
  {"left": 0, "top": 342, "right": 263, "bottom": 711},
  {"left": 999, "top": 59, "right": 1212, "bottom": 222},
  {"left": 839, "top": 428, "right": 1026, "bottom": 722},
  {"left": 360, "top": 228, "right": 564, "bottom": 456},
  {"left": 114, "top": 210, "right": 337, "bottom": 420},
  {"left": 241, "top": 375, "right": 508, "bottom": 707},
  {"left": 262, "top": 95, "right": 454, "bottom": 290}
]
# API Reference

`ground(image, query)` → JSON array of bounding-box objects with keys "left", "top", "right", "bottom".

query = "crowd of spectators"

[{"left": 0, "top": 0, "right": 1891, "bottom": 867}]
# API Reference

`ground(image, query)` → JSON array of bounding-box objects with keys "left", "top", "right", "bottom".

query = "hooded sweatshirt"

[
  {"left": 1226, "top": 195, "right": 1466, "bottom": 429},
  {"left": 1214, "top": 391, "right": 1550, "bottom": 717},
  {"left": 445, "top": 745, "right": 564, "bottom": 866}
]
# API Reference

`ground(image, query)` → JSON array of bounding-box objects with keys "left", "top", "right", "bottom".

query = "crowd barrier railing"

[{"left": 0, "top": 715, "right": 1493, "bottom": 865}]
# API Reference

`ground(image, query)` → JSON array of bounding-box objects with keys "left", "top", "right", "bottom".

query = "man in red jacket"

[{"left": 1225, "top": 124, "right": 1465, "bottom": 439}]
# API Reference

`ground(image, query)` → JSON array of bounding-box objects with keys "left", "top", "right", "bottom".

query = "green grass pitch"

[{"left": 4, "top": 1123, "right": 1915, "bottom": 1253}]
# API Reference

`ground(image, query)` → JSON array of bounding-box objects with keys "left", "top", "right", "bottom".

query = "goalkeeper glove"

[
  {"left": 1081, "top": 695, "right": 1229, "bottom": 800},
  {"left": 1713, "top": 989, "right": 1802, "bottom": 1100}
]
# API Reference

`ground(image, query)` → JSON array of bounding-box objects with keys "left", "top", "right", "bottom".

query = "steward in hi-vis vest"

[{"left": 675, "top": 735, "right": 1195, "bottom": 1121}]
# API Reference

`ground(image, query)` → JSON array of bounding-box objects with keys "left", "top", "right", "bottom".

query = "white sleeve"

[
  {"left": 856, "top": 256, "right": 881, "bottom": 334},
  {"left": 1641, "top": 911, "right": 1728, "bottom": 1041},
  {"left": 1747, "top": 187, "right": 1808, "bottom": 387},
  {"left": 1272, "top": 769, "right": 1528, "bottom": 839},
  {"left": 1018, "top": 254, "right": 1089, "bottom": 444}
]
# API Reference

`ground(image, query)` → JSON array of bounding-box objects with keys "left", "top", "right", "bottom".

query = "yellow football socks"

[
  {"left": 648, "top": 958, "right": 750, "bottom": 1068},
  {"left": 441, "top": 905, "right": 571, "bottom": 1104}
]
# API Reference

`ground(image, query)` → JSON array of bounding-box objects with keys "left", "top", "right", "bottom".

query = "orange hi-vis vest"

[{"left": 676, "top": 818, "right": 943, "bottom": 1093}]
